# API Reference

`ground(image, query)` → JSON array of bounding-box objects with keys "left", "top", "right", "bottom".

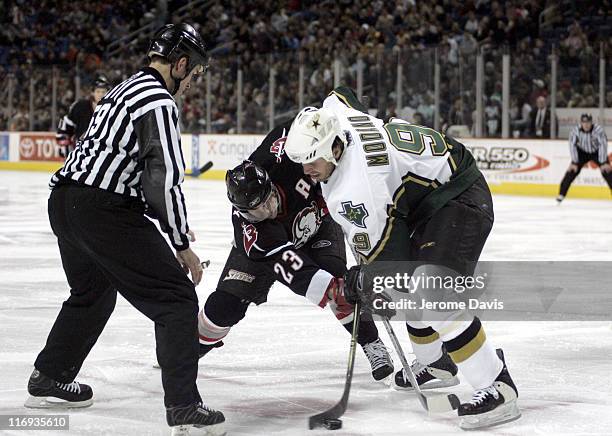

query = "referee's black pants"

[
  {"left": 35, "top": 184, "right": 201, "bottom": 408},
  {"left": 559, "top": 150, "right": 612, "bottom": 197}
]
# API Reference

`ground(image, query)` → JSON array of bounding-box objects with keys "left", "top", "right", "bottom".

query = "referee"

[
  {"left": 557, "top": 113, "right": 612, "bottom": 203},
  {"left": 25, "top": 23, "right": 225, "bottom": 433}
]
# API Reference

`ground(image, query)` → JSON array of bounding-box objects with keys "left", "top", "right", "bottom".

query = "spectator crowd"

[{"left": 1, "top": 0, "right": 611, "bottom": 136}]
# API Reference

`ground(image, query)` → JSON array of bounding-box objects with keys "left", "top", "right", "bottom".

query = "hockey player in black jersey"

[
  {"left": 197, "top": 121, "right": 394, "bottom": 381},
  {"left": 56, "top": 75, "right": 111, "bottom": 156}
]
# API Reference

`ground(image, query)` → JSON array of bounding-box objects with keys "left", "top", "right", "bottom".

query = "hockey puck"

[{"left": 323, "top": 418, "right": 342, "bottom": 430}]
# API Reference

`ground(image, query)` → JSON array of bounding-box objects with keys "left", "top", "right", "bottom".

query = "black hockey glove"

[
  {"left": 344, "top": 265, "right": 396, "bottom": 318},
  {"left": 344, "top": 265, "right": 363, "bottom": 305}
]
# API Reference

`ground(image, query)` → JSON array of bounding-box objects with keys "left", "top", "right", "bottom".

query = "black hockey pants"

[{"left": 35, "top": 183, "right": 201, "bottom": 408}]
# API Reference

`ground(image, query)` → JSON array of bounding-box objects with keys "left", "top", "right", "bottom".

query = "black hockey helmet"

[
  {"left": 148, "top": 23, "right": 208, "bottom": 76},
  {"left": 93, "top": 74, "right": 111, "bottom": 90},
  {"left": 226, "top": 160, "right": 273, "bottom": 211}
]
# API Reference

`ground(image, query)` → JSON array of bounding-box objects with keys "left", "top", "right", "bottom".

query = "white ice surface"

[{"left": 1, "top": 170, "right": 611, "bottom": 436}]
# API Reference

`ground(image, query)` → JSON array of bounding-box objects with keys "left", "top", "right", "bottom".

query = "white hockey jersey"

[{"left": 320, "top": 89, "right": 479, "bottom": 264}]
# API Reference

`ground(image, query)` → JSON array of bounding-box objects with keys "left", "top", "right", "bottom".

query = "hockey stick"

[
  {"left": 198, "top": 161, "right": 213, "bottom": 174},
  {"left": 308, "top": 301, "right": 361, "bottom": 430},
  {"left": 190, "top": 161, "right": 213, "bottom": 177},
  {"left": 381, "top": 318, "right": 460, "bottom": 413}
]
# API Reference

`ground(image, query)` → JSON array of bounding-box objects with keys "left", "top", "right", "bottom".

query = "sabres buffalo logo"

[
  {"left": 270, "top": 131, "right": 287, "bottom": 162},
  {"left": 242, "top": 223, "right": 259, "bottom": 255},
  {"left": 292, "top": 202, "right": 322, "bottom": 248}
]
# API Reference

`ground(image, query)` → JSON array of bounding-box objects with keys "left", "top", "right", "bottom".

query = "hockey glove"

[
  {"left": 320, "top": 277, "right": 354, "bottom": 315},
  {"left": 56, "top": 134, "right": 74, "bottom": 157},
  {"left": 344, "top": 265, "right": 396, "bottom": 318},
  {"left": 344, "top": 265, "right": 364, "bottom": 304}
]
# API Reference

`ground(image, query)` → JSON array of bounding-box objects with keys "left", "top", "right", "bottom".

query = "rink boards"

[{"left": 0, "top": 132, "right": 610, "bottom": 199}]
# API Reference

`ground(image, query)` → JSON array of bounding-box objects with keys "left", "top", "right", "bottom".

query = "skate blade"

[
  {"left": 460, "top": 401, "right": 521, "bottom": 430},
  {"left": 378, "top": 373, "right": 394, "bottom": 387},
  {"left": 24, "top": 395, "right": 93, "bottom": 409},
  {"left": 170, "top": 422, "right": 226, "bottom": 436},
  {"left": 395, "top": 375, "right": 460, "bottom": 391}
]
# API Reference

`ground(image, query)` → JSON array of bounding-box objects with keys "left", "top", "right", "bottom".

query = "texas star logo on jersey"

[
  {"left": 338, "top": 201, "right": 369, "bottom": 228},
  {"left": 241, "top": 223, "right": 259, "bottom": 255},
  {"left": 292, "top": 202, "right": 322, "bottom": 248}
]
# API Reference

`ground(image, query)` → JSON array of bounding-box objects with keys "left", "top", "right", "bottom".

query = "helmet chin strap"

[{"left": 169, "top": 63, "right": 189, "bottom": 96}]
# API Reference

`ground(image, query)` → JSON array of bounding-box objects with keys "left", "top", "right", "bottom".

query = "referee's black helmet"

[{"left": 148, "top": 23, "right": 208, "bottom": 74}]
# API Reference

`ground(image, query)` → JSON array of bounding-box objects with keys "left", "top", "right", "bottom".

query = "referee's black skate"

[
  {"left": 361, "top": 338, "right": 394, "bottom": 381},
  {"left": 166, "top": 402, "right": 226, "bottom": 436},
  {"left": 24, "top": 369, "right": 93, "bottom": 409},
  {"left": 458, "top": 349, "right": 521, "bottom": 429},
  {"left": 394, "top": 351, "right": 459, "bottom": 390}
]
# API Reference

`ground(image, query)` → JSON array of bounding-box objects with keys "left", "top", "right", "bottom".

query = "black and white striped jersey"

[
  {"left": 569, "top": 123, "right": 609, "bottom": 164},
  {"left": 50, "top": 67, "right": 191, "bottom": 250}
]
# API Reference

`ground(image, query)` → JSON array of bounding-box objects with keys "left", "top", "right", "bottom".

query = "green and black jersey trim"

[
  {"left": 329, "top": 86, "right": 368, "bottom": 113},
  {"left": 362, "top": 145, "right": 481, "bottom": 264},
  {"left": 363, "top": 172, "right": 441, "bottom": 263}
]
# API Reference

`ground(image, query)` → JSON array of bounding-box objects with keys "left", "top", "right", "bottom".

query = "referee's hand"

[{"left": 176, "top": 247, "right": 204, "bottom": 285}]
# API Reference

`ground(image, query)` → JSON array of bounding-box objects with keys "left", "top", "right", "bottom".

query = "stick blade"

[
  {"left": 190, "top": 161, "right": 213, "bottom": 177},
  {"left": 423, "top": 392, "right": 461, "bottom": 413},
  {"left": 308, "top": 403, "right": 345, "bottom": 429},
  {"left": 199, "top": 161, "right": 213, "bottom": 174}
]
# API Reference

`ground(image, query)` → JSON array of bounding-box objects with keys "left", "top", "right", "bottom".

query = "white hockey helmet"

[{"left": 285, "top": 106, "right": 347, "bottom": 165}]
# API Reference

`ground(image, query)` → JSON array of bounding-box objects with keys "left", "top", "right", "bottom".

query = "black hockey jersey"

[
  {"left": 230, "top": 121, "right": 338, "bottom": 306},
  {"left": 57, "top": 99, "right": 95, "bottom": 140},
  {"left": 232, "top": 120, "right": 328, "bottom": 260}
]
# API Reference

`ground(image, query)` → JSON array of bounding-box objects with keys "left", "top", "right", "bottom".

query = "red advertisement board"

[{"left": 19, "top": 133, "right": 64, "bottom": 162}]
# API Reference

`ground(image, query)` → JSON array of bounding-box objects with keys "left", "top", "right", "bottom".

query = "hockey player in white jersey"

[{"left": 284, "top": 87, "right": 520, "bottom": 429}]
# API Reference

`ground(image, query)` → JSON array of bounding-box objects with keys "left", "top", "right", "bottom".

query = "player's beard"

[{"left": 313, "top": 163, "right": 336, "bottom": 183}]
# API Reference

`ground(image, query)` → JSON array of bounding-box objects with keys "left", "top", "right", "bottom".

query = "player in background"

[
  {"left": 56, "top": 75, "right": 111, "bottom": 156},
  {"left": 284, "top": 87, "right": 520, "bottom": 429},
  {"left": 197, "top": 121, "right": 394, "bottom": 382},
  {"left": 557, "top": 113, "right": 612, "bottom": 203}
]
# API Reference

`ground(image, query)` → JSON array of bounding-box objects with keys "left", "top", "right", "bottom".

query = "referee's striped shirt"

[
  {"left": 50, "top": 67, "right": 191, "bottom": 250},
  {"left": 569, "top": 123, "right": 609, "bottom": 164}
]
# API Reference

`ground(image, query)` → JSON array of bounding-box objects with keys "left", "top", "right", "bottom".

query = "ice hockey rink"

[{"left": 1, "top": 170, "right": 611, "bottom": 436}]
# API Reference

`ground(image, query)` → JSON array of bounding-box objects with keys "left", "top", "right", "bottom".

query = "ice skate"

[
  {"left": 24, "top": 369, "right": 93, "bottom": 409},
  {"left": 199, "top": 341, "right": 224, "bottom": 359},
  {"left": 167, "top": 402, "right": 226, "bottom": 436},
  {"left": 458, "top": 349, "right": 521, "bottom": 429},
  {"left": 361, "top": 337, "right": 394, "bottom": 381},
  {"left": 394, "top": 351, "right": 459, "bottom": 390}
]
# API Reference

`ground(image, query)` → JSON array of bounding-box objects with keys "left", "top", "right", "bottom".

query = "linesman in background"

[
  {"left": 56, "top": 75, "right": 111, "bottom": 156},
  {"left": 557, "top": 113, "right": 612, "bottom": 203},
  {"left": 25, "top": 23, "right": 225, "bottom": 435}
]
